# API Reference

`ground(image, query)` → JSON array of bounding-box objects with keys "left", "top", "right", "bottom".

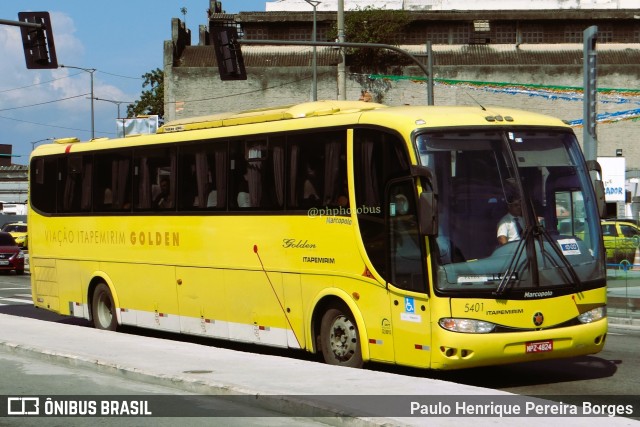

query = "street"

[
  {"left": 0, "top": 349, "right": 338, "bottom": 427},
  {"left": 1, "top": 272, "right": 638, "bottom": 402}
]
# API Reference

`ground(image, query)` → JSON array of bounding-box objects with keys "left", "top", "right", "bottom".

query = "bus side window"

[
  {"left": 178, "top": 142, "right": 228, "bottom": 211},
  {"left": 354, "top": 129, "right": 412, "bottom": 285},
  {"left": 289, "top": 131, "right": 346, "bottom": 210},
  {"left": 230, "top": 144, "right": 250, "bottom": 209},
  {"left": 30, "top": 157, "right": 57, "bottom": 214},
  {"left": 228, "top": 138, "right": 284, "bottom": 210},
  {"left": 178, "top": 152, "right": 199, "bottom": 209},
  {"left": 134, "top": 147, "right": 175, "bottom": 211},
  {"left": 58, "top": 155, "right": 92, "bottom": 213},
  {"left": 93, "top": 152, "right": 131, "bottom": 213}
]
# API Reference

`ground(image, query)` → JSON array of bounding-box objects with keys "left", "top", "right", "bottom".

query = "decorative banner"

[{"left": 361, "top": 74, "right": 640, "bottom": 126}]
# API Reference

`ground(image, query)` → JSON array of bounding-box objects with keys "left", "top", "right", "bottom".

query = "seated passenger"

[
  {"left": 303, "top": 163, "right": 320, "bottom": 204},
  {"left": 153, "top": 177, "right": 173, "bottom": 209},
  {"left": 237, "top": 171, "right": 251, "bottom": 208},
  {"left": 497, "top": 199, "right": 524, "bottom": 245}
]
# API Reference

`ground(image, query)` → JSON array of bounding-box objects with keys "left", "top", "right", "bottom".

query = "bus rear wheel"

[
  {"left": 92, "top": 283, "right": 118, "bottom": 331},
  {"left": 319, "top": 304, "right": 363, "bottom": 368}
]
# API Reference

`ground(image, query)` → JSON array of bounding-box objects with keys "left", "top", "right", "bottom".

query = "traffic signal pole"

[
  {"left": 238, "top": 39, "right": 434, "bottom": 105},
  {"left": 582, "top": 25, "right": 598, "bottom": 162},
  {"left": 0, "top": 12, "right": 58, "bottom": 69}
]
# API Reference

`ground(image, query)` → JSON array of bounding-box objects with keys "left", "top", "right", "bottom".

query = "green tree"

[
  {"left": 126, "top": 68, "right": 164, "bottom": 118},
  {"left": 331, "top": 7, "right": 411, "bottom": 73}
]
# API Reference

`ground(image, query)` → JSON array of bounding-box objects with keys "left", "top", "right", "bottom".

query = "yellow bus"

[{"left": 29, "top": 100, "right": 607, "bottom": 370}]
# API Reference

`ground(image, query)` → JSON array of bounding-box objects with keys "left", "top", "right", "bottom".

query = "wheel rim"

[
  {"left": 96, "top": 292, "right": 113, "bottom": 328},
  {"left": 329, "top": 314, "right": 357, "bottom": 362}
]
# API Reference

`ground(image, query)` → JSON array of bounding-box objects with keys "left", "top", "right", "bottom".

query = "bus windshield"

[{"left": 416, "top": 129, "right": 605, "bottom": 296}]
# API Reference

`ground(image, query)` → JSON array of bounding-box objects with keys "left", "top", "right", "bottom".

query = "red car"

[{"left": 0, "top": 232, "right": 25, "bottom": 275}]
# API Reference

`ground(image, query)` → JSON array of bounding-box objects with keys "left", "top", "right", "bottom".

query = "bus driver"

[{"left": 497, "top": 198, "right": 524, "bottom": 245}]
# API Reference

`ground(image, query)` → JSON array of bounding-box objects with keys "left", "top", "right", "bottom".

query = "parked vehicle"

[
  {"left": 1, "top": 222, "right": 27, "bottom": 249},
  {"left": 0, "top": 232, "right": 25, "bottom": 274},
  {"left": 601, "top": 220, "right": 640, "bottom": 263}
]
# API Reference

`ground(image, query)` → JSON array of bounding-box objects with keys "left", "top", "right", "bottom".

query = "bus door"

[{"left": 386, "top": 179, "right": 431, "bottom": 368}]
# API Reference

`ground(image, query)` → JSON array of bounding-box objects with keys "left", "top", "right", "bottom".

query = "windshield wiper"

[
  {"left": 494, "top": 227, "right": 529, "bottom": 296},
  {"left": 537, "top": 226, "right": 583, "bottom": 291},
  {"left": 494, "top": 223, "right": 583, "bottom": 297}
]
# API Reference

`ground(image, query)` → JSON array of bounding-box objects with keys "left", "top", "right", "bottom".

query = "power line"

[
  {"left": 0, "top": 72, "right": 84, "bottom": 93},
  {"left": 0, "top": 68, "right": 142, "bottom": 95},
  {"left": 97, "top": 70, "right": 143, "bottom": 80},
  {"left": 0, "top": 114, "right": 114, "bottom": 136},
  {"left": 0, "top": 93, "right": 90, "bottom": 112}
]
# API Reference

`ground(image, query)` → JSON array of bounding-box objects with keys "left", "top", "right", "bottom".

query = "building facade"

[{"left": 164, "top": 2, "right": 640, "bottom": 182}]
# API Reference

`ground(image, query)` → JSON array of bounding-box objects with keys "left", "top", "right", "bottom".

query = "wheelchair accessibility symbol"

[{"left": 405, "top": 297, "right": 415, "bottom": 313}]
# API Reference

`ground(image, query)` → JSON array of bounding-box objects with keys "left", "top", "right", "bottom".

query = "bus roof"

[
  {"left": 158, "top": 100, "right": 386, "bottom": 133},
  {"left": 37, "top": 101, "right": 571, "bottom": 155}
]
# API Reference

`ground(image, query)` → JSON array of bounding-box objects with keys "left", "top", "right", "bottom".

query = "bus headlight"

[
  {"left": 577, "top": 306, "right": 606, "bottom": 324},
  {"left": 439, "top": 318, "right": 496, "bottom": 333}
]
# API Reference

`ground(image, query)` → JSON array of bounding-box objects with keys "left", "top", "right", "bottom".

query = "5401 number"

[{"left": 464, "top": 302, "right": 484, "bottom": 313}]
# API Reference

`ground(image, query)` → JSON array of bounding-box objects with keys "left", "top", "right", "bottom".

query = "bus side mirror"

[
  {"left": 586, "top": 160, "right": 606, "bottom": 218},
  {"left": 419, "top": 191, "right": 437, "bottom": 236},
  {"left": 410, "top": 165, "right": 438, "bottom": 235}
]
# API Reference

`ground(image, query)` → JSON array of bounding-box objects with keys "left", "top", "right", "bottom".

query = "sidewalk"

[{"left": 0, "top": 313, "right": 638, "bottom": 426}]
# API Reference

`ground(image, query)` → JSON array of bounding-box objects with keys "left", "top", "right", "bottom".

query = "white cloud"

[{"left": 0, "top": 11, "right": 134, "bottom": 151}]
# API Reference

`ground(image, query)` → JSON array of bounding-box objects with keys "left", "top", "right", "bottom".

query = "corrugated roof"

[
  {"left": 431, "top": 45, "right": 640, "bottom": 66},
  {"left": 236, "top": 9, "right": 640, "bottom": 22},
  {"left": 178, "top": 45, "right": 342, "bottom": 67},
  {"left": 176, "top": 44, "right": 640, "bottom": 67},
  {"left": 0, "top": 165, "right": 28, "bottom": 172}
]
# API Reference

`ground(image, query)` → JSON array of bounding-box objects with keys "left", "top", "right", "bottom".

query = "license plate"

[
  {"left": 525, "top": 340, "right": 553, "bottom": 353},
  {"left": 0, "top": 260, "right": 8, "bottom": 266}
]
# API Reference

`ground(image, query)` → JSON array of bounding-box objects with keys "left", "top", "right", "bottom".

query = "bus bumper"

[{"left": 430, "top": 318, "right": 607, "bottom": 370}]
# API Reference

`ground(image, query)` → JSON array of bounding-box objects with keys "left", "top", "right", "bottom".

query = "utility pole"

[
  {"left": 337, "top": 0, "right": 346, "bottom": 100},
  {"left": 583, "top": 26, "right": 598, "bottom": 162},
  {"left": 61, "top": 65, "right": 96, "bottom": 140},
  {"left": 303, "top": 0, "right": 320, "bottom": 101}
]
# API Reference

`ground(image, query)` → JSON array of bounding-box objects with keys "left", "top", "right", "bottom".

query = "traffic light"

[
  {"left": 17, "top": 11, "right": 58, "bottom": 69},
  {"left": 210, "top": 25, "right": 246, "bottom": 81}
]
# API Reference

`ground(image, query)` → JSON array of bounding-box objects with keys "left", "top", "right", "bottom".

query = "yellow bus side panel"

[
  {"left": 175, "top": 266, "right": 229, "bottom": 339},
  {"left": 104, "top": 262, "right": 180, "bottom": 332},
  {"left": 55, "top": 259, "right": 97, "bottom": 317},
  {"left": 31, "top": 257, "right": 58, "bottom": 312}
]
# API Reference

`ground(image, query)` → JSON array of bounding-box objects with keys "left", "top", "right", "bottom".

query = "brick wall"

[{"left": 165, "top": 62, "right": 639, "bottom": 165}]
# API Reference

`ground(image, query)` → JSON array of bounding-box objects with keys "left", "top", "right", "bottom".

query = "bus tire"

[
  {"left": 92, "top": 283, "right": 118, "bottom": 331},
  {"left": 319, "top": 303, "right": 363, "bottom": 368}
]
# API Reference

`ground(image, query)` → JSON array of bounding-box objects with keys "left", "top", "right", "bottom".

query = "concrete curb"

[
  {"left": 0, "top": 340, "right": 385, "bottom": 427},
  {"left": 1, "top": 313, "right": 639, "bottom": 426}
]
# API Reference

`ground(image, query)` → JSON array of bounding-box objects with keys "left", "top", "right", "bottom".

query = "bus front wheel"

[
  {"left": 92, "top": 283, "right": 118, "bottom": 331},
  {"left": 319, "top": 304, "right": 363, "bottom": 368}
]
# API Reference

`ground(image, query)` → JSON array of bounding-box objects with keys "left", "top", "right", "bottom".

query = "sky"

[{"left": 0, "top": 1, "right": 266, "bottom": 164}]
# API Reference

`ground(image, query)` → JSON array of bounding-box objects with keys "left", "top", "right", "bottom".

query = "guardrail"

[{"left": 607, "top": 261, "right": 640, "bottom": 321}]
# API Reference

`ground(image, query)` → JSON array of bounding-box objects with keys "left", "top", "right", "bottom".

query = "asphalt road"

[{"left": 1, "top": 273, "right": 639, "bottom": 408}]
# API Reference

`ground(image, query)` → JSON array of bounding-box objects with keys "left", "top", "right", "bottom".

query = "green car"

[{"left": 601, "top": 220, "right": 640, "bottom": 264}]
